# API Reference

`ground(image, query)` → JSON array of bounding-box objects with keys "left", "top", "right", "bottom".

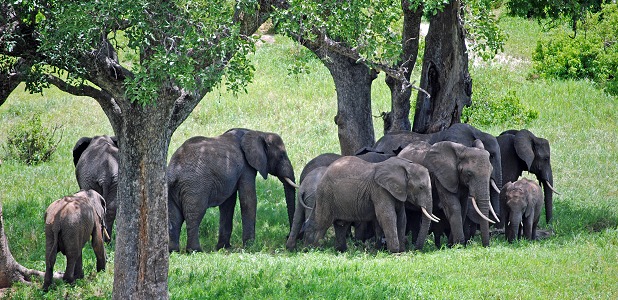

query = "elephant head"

[
  {"left": 428, "top": 124, "right": 502, "bottom": 224},
  {"left": 375, "top": 157, "right": 437, "bottom": 250},
  {"left": 239, "top": 130, "right": 298, "bottom": 226},
  {"left": 424, "top": 141, "right": 495, "bottom": 246},
  {"left": 500, "top": 179, "right": 543, "bottom": 242},
  {"left": 512, "top": 129, "right": 556, "bottom": 223}
]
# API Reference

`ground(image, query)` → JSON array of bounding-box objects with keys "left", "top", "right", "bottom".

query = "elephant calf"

[
  {"left": 43, "top": 190, "right": 110, "bottom": 291},
  {"left": 500, "top": 178, "right": 543, "bottom": 242}
]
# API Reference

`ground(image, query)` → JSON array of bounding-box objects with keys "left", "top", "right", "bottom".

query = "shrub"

[
  {"left": 532, "top": 3, "right": 618, "bottom": 95},
  {"left": 462, "top": 91, "right": 539, "bottom": 127},
  {"left": 3, "top": 114, "right": 63, "bottom": 165}
]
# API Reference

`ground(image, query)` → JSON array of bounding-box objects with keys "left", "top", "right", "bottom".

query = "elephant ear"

[
  {"left": 241, "top": 131, "right": 269, "bottom": 179},
  {"left": 72, "top": 137, "right": 93, "bottom": 167},
  {"left": 424, "top": 142, "right": 461, "bottom": 194},
  {"left": 374, "top": 160, "right": 408, "bottom": 202},
  {"left": 473, "top": 139, "right": 485, "bottom": 150},
  {"left": 514, "top": 130, "right": 535, "bottom": 169}
]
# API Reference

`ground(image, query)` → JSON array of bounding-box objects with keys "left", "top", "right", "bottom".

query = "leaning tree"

[{"left": 0, "top": 1, "right": 275, "bottom": 298}]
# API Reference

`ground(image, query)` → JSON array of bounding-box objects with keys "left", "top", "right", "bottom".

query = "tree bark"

[
  {"left": 111, "top": 97, "right": 174, "bottom": 299},
  {"left": 383, "top": 0, "right": 424, "bottom": 134},
  {"left": 412, "top": 0, "right": 472, "bottom": 134},
  {"left": 307, "top": 46, "right": 377, "bottom": 155}
]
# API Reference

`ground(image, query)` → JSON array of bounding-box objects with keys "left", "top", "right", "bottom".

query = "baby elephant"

[
  {"left": 500, "top": 178, "right": 543, "bottom": 242},
  {"left": 43, "top": 190, "right": 110, "bottom": 291}
]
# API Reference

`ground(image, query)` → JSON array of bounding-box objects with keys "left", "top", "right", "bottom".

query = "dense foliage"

[
  {"left": 2, "top": 113, "right": 62, "bottom": 165},
  {"left": 507, "top": 0, "right": 611, "bottom": 32},
  {"left": 462, "top": 91, "right": 538, "bottom": 127},
  {"left": 532, "top": 3, "right": 618, "bottom": 95}
]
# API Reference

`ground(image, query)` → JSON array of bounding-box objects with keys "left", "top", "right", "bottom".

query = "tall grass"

[{"left": 1, "top": 16, "right": 617, "bottom": 298}]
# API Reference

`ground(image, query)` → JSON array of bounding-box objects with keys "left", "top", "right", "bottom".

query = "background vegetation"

[{"left": 1, "top": 15, "right": 617, "bottom": 299}]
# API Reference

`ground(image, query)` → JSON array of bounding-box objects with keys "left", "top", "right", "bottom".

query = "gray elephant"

[
  {"left": 303, "top": 156, "right": 438, "bottom": 252},
  {"left": 497, "top": 129, "right": 558, "bottom": 224},
  {"left": 500, "top": 178, "right": 543, "bottom": 242},
  {"left": 286, "top": 166, "right": 328, "bottom": 250},
  {"left": 291, "top": 148, "right": 394, "bottom": 245},
  {"left": 72, "top": 135, "right": 119, "bottom": 237},
  {"left": 374, "top": 123, "right": 502, "bottom": 222},
  {"left": 43, "top": 190, "right": 110, "bottom": 291},
  {"left": 167, "top": 128, "right": 297, "bottom": 252},
  {"left": 398, "top": 141, "right": 496, "bottom": 248}
]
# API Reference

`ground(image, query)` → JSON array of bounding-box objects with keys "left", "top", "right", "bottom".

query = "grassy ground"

[{"left": 1, "top": 16, "right": 617, "bottom": 299}]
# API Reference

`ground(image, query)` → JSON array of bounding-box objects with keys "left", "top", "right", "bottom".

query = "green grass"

[{"left": 1, "top": 16, "right": 618, "bottom": 299}]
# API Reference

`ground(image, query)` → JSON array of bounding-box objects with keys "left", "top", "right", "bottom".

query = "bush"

[
  {"left": 532, "top": 3, "right": 618, "bottom": 95},
  {"left": 3, "top": 114, "right": 63, "bottom": 165},
  {"left": 462, "top": 91, "right": 539, "bottom": 127}
]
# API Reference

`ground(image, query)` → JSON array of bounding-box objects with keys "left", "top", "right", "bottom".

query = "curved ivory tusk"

[
  {"left": 103, "top": 229, "right": 111, "bottom": 241},
  {"left": 545, "top": 181, "right": 561, "bottom": 195},
  {"left": 284, "top": 177, "right": 299, "bottom": 189},
  {"left": 421, "top": 207, "right": 440, "bottom": 223},
  {"left": 489, "top": 202, "right": 500, "bottom": 223},
  {"left": 431, "top": 214, "right": 441, "bottom": 221},
  {"left": 471, "top": 197, "right": 496, "bottom": 224},
  {"left": 491, "top": 179, "right": 501, "bottom": 193}
]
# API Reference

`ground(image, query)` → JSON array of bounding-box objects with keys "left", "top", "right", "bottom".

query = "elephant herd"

[{"left": 42, "top": 124, "right": 558, "bottom": 290}]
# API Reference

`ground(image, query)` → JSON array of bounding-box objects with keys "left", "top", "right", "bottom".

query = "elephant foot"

[
  {"left": 215, "top": 242, "right": 231, "bottom": 251},
  {"left": 242, "top": 238, "right": 255, "bottom": 249},
  {"left": 185, "top": 246, "right": 204, "bottom": 253}
]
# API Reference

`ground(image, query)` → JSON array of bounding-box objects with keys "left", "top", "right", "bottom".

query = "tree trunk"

[
  {"left": 412, "top": 0, "right": 472, "bottom": 134},
  {"left": 383, "top": 0, "right": 424, "bottom": 134},
  {"left": 111, "top": 99, "right": 174, "bottom": 299},
  {"left": 318, "top": 50, "right": 377, "bottom": 155},
  {"left": 0, "top": 201, "right": 48, "bottom": 289}
]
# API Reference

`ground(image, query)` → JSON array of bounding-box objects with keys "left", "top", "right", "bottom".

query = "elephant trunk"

[
  {"left": 286, "top": 191, "right": 307, "bottom": 250},
  {"left": 541, "top": 168, "right": 554, "bottom": 223},
  {"left": 473, "top": 197, "right": 491, "bottom": 247},
  {"left": 282, "top": 179, "right": 297, "bottom": 228},
  {"left": 414, "top": 207, "right": 432, "bottom": 250},
  {"left": 507, "top": 212, "right": 523, "bottom": 242}
]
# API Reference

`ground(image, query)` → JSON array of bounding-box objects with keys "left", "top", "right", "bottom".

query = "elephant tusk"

[
  {"left": 545, "top": 181, "right": 561, "bottom": 195},
  {"left": 421, "top": 207, "right": 440, "bottom": 223},
  {"left": 471, "top": 197, "right": 496, "bottom": 224},
  {"left": 491, "top": 179, "right": 501, "bottom": 193},
  {"left": 431, "top": 214, "right": 441, "bottom": 221},
  {"left": 489, "top": 202, "right": 500, "bottom": 223},
  {"left": 103, "top": 229, "right": 111, "bottom": 241},
  {"left": 284, "top": 177, "right": 299, "bottom": 189}
]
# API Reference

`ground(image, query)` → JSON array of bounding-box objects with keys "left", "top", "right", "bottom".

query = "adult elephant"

[
  {"left": 43, "top": 190, "right": 110, "bottom": 291},
  {"left": 497, "top": 129, "right": 558, "bottom": 223},
  {"left": 303, "top": 156, "right": 438, "bottom": 252},
  {"left": 375, "top": 123, "right": 502, "bottom": 222},
  {"left": 72, "top": 135, "right": 119, "bottom": 237},
  {"left": 167, "top": 128, "right": 297, "bottom": 252},
  {"left": 292, "top": 147, "right": 394, "bottom": 246},
  {"left": 398, "top": 140, "right": 496, "bottom": 247}
]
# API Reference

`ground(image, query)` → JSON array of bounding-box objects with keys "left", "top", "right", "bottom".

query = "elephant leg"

[
  {"left": 374, "top": 222, "right": 386, "bottom": 250},
  {"left": 103, "top": 185, "right": 118, "bottom": 237},
  {"left": 184, "top": 194, "right": 209, "bottom": 252},
  {"left": 396, "top": 205, "right": 407, "bottom": 252},
  {"left": 286, "top": 197, "right": 306, "bottom": 250},
  {"left": 216, "top": 194, "right": 237, "bottom": 250},
  {"left": 353, "top": 221, "right": 374, "bottom": 242},
  {"left": 334, "top": 221, "right": 352, "bottom": 252},
  {"left": 374, "top": 201, "right": 400, "bottom": 253},
  {"left": 531, "top": 219, "right": 540, "bottom": 240},
  {"left": 63, "top": 253, "right": 77, "bottom": 284},
  {"left": 74, "top": 254, "right": 84, "bottom": 280},
  {"left": 523, "top": 217, "right": 535, "bottom": 240},
  {"left": 237, "top": 178, "right": 258, "bottom": 247},
  {"left": 92, "top": 232, "right": 106, "bottom": 272},
  {"left": 168, "top": 198, "right": 185, "bottom": 252},
  {"left": 43, "top": 246, "right": 57, "bottom": 291}
]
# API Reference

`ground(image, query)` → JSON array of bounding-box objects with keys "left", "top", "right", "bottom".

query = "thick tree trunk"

[
  {"left": 318, "top": 50, "right": 377, "bottom": 155},
  {"left": 383, "top": 0, "right": 424, "bottom": 134},
  {"left": 0, "top": 201, "right": 48, "bottom": 289},
  {"left": 112, "top": 100, "right": 173, "bottom": 299},
  {"left": 412, "top": 0, "right": 472, "bottom": 134}
]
